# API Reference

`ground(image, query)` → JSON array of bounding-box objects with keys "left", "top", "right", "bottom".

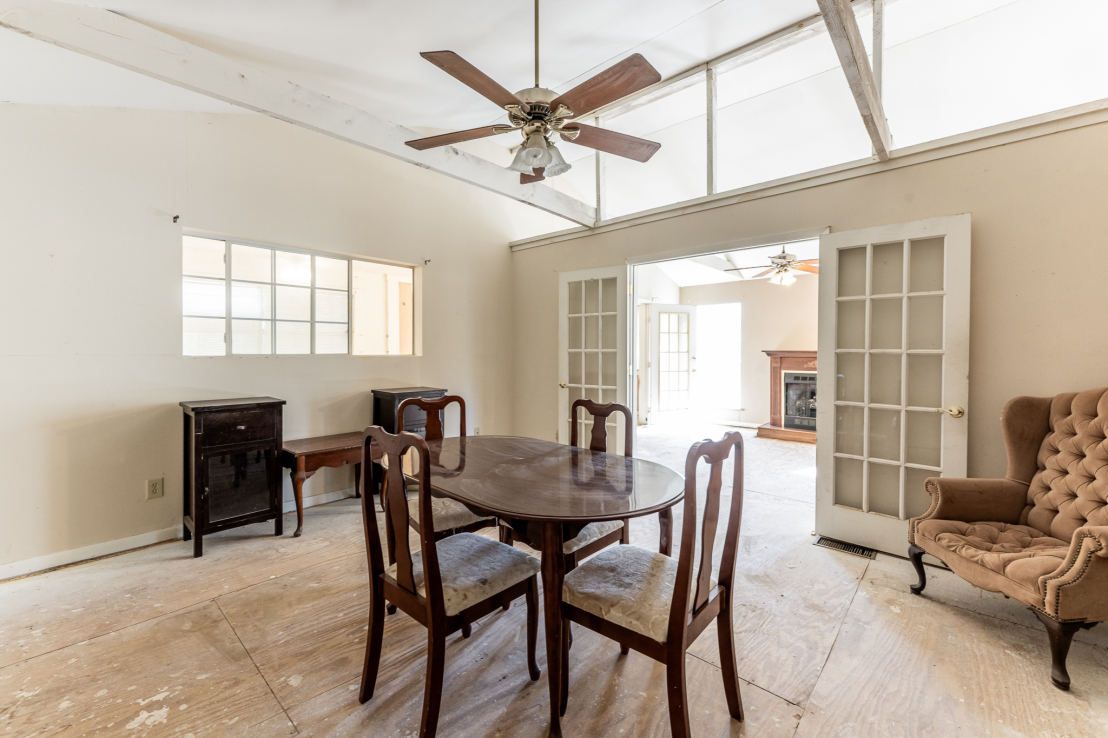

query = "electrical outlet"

[
  {"left": 474, "top": 427, "right": 481, "bottom": 436},
  {"left": 146, "top": 477, "right": 164, "bottom": 500}
]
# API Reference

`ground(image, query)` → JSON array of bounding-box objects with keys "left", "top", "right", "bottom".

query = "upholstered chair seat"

[
  {"left": 408, "top": 492, "right": 492, "bottom": 533},
  {"left": 562, "top": 520, "right": 625, "bottom": 554},
  {"left": 384, "top": 532, "right": 540, "bottom": 617},
  {"left": 563, "top": 544, "right": 716, "bottom": 642},
  {"left": 908, "top": 387, "right": 1108, "bottom": 690}
]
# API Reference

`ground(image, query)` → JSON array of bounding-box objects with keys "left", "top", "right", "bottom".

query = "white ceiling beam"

[
  {"left": 0, "top": 0, "right": 596, "bottom": 226},
  {"left": 817, "top": 0, "right": 893, "bottom": 161}
]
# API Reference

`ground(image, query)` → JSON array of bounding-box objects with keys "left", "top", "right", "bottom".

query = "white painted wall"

[
  {"left": 0, "top": 105, "right": 566, "bottom": 576},
  {"left": 511, "top": 120, "right": 1108, "bottom": 482},
  {"left": 679, "top": 275, "right": 819, "bottom": 425},
  {"left": 633, "top": 263, "right": 681, "bottom": 304}
]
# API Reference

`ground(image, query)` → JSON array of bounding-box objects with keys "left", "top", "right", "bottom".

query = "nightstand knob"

[{"left": 237, "top": 425, "right": 246, "bottom": 430}]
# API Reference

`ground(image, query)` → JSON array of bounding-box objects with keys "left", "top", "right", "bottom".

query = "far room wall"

[
  {"left": 679, "top": 274, "right": 818, "bottom": 426},
  {"left": 0, "top": 105, "right": 566, "bottom": 576}
]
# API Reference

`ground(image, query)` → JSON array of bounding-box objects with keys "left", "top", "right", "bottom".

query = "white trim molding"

[
  {"left": 0, "top": 524, "right": 182, "bottom": 582},
  {"left": 510, "top": 97, "right": 1108, "bottom": 252},
  {"left": 0, "top": 0, "right": 596, "bottom": 226}
]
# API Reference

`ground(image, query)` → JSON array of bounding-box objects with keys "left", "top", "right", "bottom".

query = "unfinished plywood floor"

[{"left": 2, "top": 426, "right": 1107, "bottom": 737}]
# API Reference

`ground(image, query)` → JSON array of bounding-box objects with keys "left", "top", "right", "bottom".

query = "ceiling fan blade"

[
  {"left": 405, "top": 126, "right": 509, "bottom": 151},
  {"left": 420, "top": 51, "right": 529, "bottom": 112},
  {"left": 560, "top": 124, "right": 660, "bottom": 162},
  {"left": 724, "top": 264, "right": 773, "bottom": 272},
  {"left": 792, "top": 264, "right": 819, "bottom": 274},
  {"left": 550, "top": 53, "right": 662, "bottom": 117},
  {"left": 521, "top": 168, "right": 546, "bottom": 184},
  {"left": 752, "top": 268, "right": 776, "bottom": 278},
  {"left": 797, "top": 258, "right": 819, "bottom": 264}
]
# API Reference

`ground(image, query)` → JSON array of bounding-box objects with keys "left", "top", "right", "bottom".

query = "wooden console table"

[
  {"left": 282, "top": 432, "right": 381, "bottom": 537},
  {"left": 758, "top": 350, "right": 817, "bottom": 444}
]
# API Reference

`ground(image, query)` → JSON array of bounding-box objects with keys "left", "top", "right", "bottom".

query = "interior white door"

[
  {"left": 816, "top": 214, "right": 971, "bottom": 555},
  {"left": 559, "top": 267, "right": 629, "bottom": 452},
  {"left": 648, "top": 304, "right": 696, "bottom": 423}
]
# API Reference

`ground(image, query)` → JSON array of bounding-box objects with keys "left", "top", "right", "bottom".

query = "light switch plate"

[{"left": 146, "top": 477, "right": 164, "bottom": 500}]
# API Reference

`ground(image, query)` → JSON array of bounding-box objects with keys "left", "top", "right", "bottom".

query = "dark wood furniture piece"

[
  {"left": 358, "top": 427, "right": 541, "bottom": 738},
  {"left": 561, "top": 432, "right": 746, "bottom": 738},
  {"left": 372, "top": 387, "right": 448, "bottom": 435},
  {"left": 282, "top": 432, "right": 382, "bottom": 538},
  {"left": 502, "top": 399, "right": 633, "bottom": 570},
  {"left": 417, "top": 435, "right": 685, "bottom": 738},
  {"left": 180, "top": 397, "right": 286, "bottom": 558},
  {"left": 758, "top": 349, "right": 817, "bottom": 443}
]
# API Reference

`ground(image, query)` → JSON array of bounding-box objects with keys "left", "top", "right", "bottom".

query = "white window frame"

[{"left": 182, "top": 233, "right": 414, "bottom": 358}]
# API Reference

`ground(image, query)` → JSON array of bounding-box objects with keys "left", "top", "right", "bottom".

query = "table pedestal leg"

[
  {"left": 541, "top": 522, "right": 566, "bottom": 738},
  {"left": 659, "top": 507, "right": 673, "bottom": 556}
]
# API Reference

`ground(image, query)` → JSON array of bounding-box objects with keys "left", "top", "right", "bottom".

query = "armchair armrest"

[
  {"left": 913, "top": 477, "right": 1028, "bottom": 526},
  {"left": 1041, "top": 526, "right": 1108, "bottom": 621}
]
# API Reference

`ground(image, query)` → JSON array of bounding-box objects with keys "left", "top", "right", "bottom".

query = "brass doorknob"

[
  {"left": 934, "top": 406, "right": 965, "bottom": 418},
  {"left": 559, "top": 382, "right": 568, "bottom": 389}
]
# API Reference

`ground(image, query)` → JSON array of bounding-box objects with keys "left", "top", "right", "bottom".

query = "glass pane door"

[
  {"left": 817, "top": 216, "right": 970, "bottom": 555},
  {"left": 206, "top": 449, "right": 273, "bottom": 523}
]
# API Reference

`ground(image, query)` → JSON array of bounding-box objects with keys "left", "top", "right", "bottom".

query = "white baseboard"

[
  {"left": 0, "top": 488, "right": 361, "bottom": 583},
  {"left": 0, "top": 524, "right": 183, "bottom": 582}
]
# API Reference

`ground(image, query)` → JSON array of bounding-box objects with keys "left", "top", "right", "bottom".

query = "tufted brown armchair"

[{"left": 908, "top": 387, "right": 1108, "bottom": 691}]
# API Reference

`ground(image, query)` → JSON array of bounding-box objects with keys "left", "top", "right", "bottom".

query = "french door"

[
  {"left": 558, "top": 267, "right": 629, "bottom": 452},
  {"left": 815, "top": 215, "right": 971, "bottom": 555},
  {"left": 648, "top": 304, "right": 696, "bottom": 423}
]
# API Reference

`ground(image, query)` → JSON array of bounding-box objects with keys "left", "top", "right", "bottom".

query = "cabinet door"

[{"left": 203, "top": 446, "right": 278, "bottom": 525}]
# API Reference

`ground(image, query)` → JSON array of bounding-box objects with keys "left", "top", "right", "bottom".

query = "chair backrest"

[
  {"left": 360, "top": 426, "right": 447, "bottom": 619},
  {"left": 570, "top": 399, "right": 632, "bottom": 457},
  {"left": 1009, "top": 387, "right": 1108, "bottom": 541},
  {"left": 397, "top": 394, "right": 466, "bottom": 442},
  {"left": 667, "top": 432, "right": 744, "bottom": 645}
]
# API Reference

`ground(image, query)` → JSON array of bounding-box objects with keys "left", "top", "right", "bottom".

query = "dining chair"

[
  {"left": 559, "top": 431, "right": 745, "bottom": 738},
  {"left": 500, "top": 399, "right": 632, "bottom": 568},
  {"left": 359, "top": 425, "right": 542, "bottom": 738}
]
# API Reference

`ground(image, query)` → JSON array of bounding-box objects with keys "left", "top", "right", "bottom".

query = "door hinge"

[
  {"left": 628, "top": 364, "right": 633, "bottom": 376},
  {"left": 628, "top": 284, "right": 633, "bottom": 295}
]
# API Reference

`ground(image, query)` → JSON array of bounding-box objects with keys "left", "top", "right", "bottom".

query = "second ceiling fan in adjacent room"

[{"left": 405, "top": 0, "right": 664, "bottom": 183}]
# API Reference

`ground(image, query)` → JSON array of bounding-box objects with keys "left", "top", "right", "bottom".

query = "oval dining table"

[{"left": 421, "top": 435, "right": 685, "bottom": 738}]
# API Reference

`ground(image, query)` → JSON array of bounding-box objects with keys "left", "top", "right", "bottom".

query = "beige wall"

[
  {"left": 0, "top": 105, "right": 566, "bottom": 575},
  {"left": 512, "top": 121, "right": 1108, "bottom": 478},
  {"left": 680, "top": 275, "right": 818, "bottom": 425}
]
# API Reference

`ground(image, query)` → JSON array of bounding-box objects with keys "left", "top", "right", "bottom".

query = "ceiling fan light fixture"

[
  {"left": 768, "top": 270, "right": 797, "bottom": 286},
  {"left": 508, "top": 146, "right": 535, "bottom": 175},
  {"left": 544, "top": 143, "right": 571, "bottom": 177},
  {"left": 519, "top": 131, "right": 552, "bottom": 168}
]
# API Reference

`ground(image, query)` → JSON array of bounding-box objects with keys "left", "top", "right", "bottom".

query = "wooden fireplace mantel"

[{"left": 758, "top": 350, "right": 817, "bottom": 444}]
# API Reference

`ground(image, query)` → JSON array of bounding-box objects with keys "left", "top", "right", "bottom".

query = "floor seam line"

[
  {"left": 687, "top": 648, "right": 804, "bottom": 709},
  {"left": 214, "top": 598, "right": 297, "bottom": 731}
]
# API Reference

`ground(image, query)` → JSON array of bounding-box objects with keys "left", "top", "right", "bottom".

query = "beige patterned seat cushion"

[
  {"left": 384, "top": 532, "right": 540, "bottom": 616},
  {"left": 563, "top": 544, "right": 716, "bottom": 643},
  {"left": 915, "top": 519, "right": 1069, "bottom": 596},
  {"left": 408, "top": 490, "right": 492, "bottom": 532},
  {"left": 563, "top": 520, "right": 624, "bottom": 554}
]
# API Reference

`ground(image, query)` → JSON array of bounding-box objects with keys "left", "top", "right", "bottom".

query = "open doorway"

[{"left": 631, "top": 239, "right": 819, "bottom": 503}]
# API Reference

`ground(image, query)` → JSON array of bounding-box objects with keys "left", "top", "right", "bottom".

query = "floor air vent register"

[{"left": 814, "top": 536, "right": 877, "bottom": 559}]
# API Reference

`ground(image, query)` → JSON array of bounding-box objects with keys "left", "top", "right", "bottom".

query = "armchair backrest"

[
  {"left": 1007, "top": 387, "right": 1108, "bottom": 541},
  {"left": 570, "top": 399, "right": 632, "bottom": 457},
  {"left": 397, "top": 394, "right": 466, "bottom": 442}
]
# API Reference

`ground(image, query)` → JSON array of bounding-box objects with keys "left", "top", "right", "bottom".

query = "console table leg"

[
  {"left": 292, "top": 470, "right": 309, "bottom": 538},
  {"left": 193, "top": 532, "right": 203, "bottom": 558}
]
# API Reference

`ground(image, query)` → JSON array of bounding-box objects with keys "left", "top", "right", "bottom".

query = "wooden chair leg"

[
  {"left": 620, "top": 517, "right": 631, "bottom": 544},
  {"left": 620, "top": 643, "right": 630, "bottom": 656},
  {"left": 665, "top": 657, "right": 692, "bottom": 738},
  {"left": 359, "top": 578, "right": 386, "bottom": 703},
  {"left": 1035, "top": 611, "right": 1082, "bottom": 691},
  {"left": 908, "top": 544, "right": 927, "bottom": 595},
  {"left": 525, "top": 576, "right": 541, "bottom": 681},
  {"left": 716, "top": 593, "right": 744, "bottom": 721},
  {"left": 461, "top": 619, "right": 472, "bottom": 639},
  {"left": 383, "top": 478, "right": 398, "bottom": 616},
  {"left": 560, "top": 618, "right": 571, "bottom": 716},
  {"left": 419, "top": 626, "right": 447, "bottom": 738}
]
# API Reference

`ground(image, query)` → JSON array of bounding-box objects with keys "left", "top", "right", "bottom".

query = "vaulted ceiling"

[{"left": 1, "top": 0, "right": 821, "bottom": 129}]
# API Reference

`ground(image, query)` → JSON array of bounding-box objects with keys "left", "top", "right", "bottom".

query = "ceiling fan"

[
  {"left": 404, "top": 0, "right": 663, "bottom": 184},
  {"left": 726, "top": 248, "right": 819, "bottom": 286}
]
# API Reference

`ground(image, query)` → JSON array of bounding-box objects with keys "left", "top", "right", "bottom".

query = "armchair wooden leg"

[
  {"left": 1034, "top": 611, "right": 1082, "bottom": 691},
  {"left": 665, "top": 657, "right": 692, "bottom": 738},
  {"left": 908, "top": 544, "right": 927, "bottom": 595},
  {"left": 419, "top": 626, "right": 447, "bottom": 738}
]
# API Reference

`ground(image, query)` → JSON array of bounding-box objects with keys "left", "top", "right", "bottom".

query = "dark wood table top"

[
  {"left": 424, "top": 435, "right": 684, "bottom": 522},
  {"left": 282, "top": 431, "right": 365, "bottom": 456}
]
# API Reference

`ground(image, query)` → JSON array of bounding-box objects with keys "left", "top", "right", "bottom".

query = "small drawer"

[{"left": 201, "top": 409, "right": 276, "bottom": 448}]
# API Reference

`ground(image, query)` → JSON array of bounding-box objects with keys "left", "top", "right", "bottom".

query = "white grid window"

[{"left": 183, "top": 235, "right": 411, "bottom": 357}]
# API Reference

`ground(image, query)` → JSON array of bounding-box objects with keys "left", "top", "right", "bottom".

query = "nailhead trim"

[{"left": 1041, "top": 532, "right": 1103, "bottom": 620}]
